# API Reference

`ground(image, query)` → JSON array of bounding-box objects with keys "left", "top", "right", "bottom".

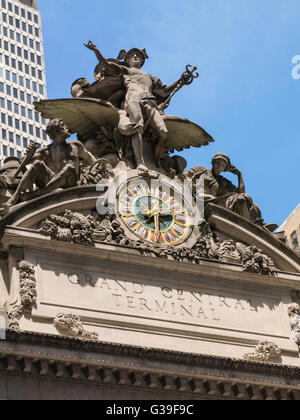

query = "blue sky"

[{"left": 38, "top": 0, "right": 300, "bottom": 226}]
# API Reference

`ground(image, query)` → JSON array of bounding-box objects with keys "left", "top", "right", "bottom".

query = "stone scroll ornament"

[
  {"left": 53, "top": 313, "right": 98, "bottom": 341},
  {"left": 8, "top": 261, "right": 37, "bottom": 331},
  {"left": 243, "top": 341, "right": 282, "bottom": 363}
]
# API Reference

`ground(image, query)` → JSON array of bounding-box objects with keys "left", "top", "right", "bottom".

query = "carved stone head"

[
  {"left": 46, "top": 119, "right": 71, "bottom": 141},
  {"left": 211, "top": 153, "right": 231, "bottom": 175},
  {"left": 117, "top": 48, "right": 149, "bottom": 68}
]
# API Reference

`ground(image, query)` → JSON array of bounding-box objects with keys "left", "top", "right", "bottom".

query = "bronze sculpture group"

[{"left": 0, "top": 41, "right": 270, "bottom": 230}]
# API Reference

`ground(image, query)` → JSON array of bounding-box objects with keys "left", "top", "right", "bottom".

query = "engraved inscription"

[{"left": 64, "top": 271, "right": 262, "bottom": 324}]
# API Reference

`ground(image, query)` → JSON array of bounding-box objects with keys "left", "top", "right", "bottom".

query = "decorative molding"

[
  {"left": 7, "top": 261, "right": 36, "bottom": 331},
  {"left": 54, "top": 313, "right": 99, "bottom": 341},
  {"left": 243, "top": 341, "right": 282, "bottom": 363},
  {"left": 4, "top": 330, "right": 300, "bottom": 380},
  {"left": 0, "top": 331, "right": 299, "bottom": 400}
]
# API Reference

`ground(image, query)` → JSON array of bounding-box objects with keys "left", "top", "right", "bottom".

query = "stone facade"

[{"left": 279, "top": 204, "right": 300, "bottom": 252}]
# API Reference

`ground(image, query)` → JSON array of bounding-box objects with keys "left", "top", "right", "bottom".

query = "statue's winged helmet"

[
  {"left": 117, "top": 48, "right": 149, "bottom": 66},
  {"left": 93, "top": 48, "right": 149, "bottom": 80}
]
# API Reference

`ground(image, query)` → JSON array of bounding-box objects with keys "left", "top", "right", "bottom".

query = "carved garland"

[
  {"left": 8, "top": 261, "right": 37, "bottom": 331},
  {"left": 243, "top": 341, "right": 282, "bottom": 363},
  {"left": 39, "top": 211, "right": 277, "bottom": 277},
  {"left": 288, "top": 303, "right": 300, "bottom": 347},
  {"left": 54, "top": 313, "right": 99, "bottom": 341}
]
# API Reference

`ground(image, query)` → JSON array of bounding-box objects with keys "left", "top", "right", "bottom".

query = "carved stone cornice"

[
  {"left": 0, "top": 331, "right": 299, "bottom": 400},
  {"left": 3, "top": 330, "right": 300, "bottom": 380}
]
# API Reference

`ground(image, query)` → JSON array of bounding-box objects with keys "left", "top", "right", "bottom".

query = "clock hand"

[{"left": 154, "top": 213, "right": 159, "bottom": 236}]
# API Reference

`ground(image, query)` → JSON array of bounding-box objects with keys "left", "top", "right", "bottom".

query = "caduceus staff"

[
  {"left": 143, "top": 65, "right": 199, "bottom": 133},
  {"left": 160, "top": 65, "right": 199, "bottom": 111}
]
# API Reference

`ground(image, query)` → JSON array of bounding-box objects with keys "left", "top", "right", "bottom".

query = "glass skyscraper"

[{"left": 0, "top": 0, "right": 48, "bottom": 165}]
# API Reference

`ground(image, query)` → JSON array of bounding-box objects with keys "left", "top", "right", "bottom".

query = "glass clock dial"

[{"left": 118, "top": 179, "right": 191, "bottom": 246}]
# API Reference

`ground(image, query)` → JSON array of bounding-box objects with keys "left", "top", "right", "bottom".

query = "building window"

[
  {"left": 2, "top": 129, "right": 7, "bottom": 140},
  {"left": 9, "top": 148, "right": 14, "bottom": 157},
  {"left": 16, "top": 135, "right": 21, "bottom": 145},
  {"left": 291, "top": 231, "right": 299, "bottom": 249},
  {"left": 3, "top": 145, "right": 7, "bottom": 157},
  {"left": 7, "top": 100, "right": 11, "bottom": 111},
  {"left": 1, "top": 113, "right": 6, "bottom": 124},
  {"left": 9, "top": 131, "right": 14, "bottom": 142}
]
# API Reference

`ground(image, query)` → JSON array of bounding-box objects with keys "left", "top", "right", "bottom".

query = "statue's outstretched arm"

[{"left": 84, "top": 41, "right": 110, "bottom": 70}]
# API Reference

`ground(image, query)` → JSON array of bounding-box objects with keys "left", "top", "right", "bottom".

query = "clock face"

[{"left": 118, "top": 179, "right": 191, "bottom": 246}]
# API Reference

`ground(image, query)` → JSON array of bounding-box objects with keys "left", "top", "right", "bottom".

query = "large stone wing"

[
  {"left": 34, "top": 98, "right": 119, "bottom": 141},
  {"left": 163, "top": 115, "right": 214, "bottom": 152}
]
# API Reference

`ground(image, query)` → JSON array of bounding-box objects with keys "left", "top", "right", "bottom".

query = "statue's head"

[
  {"left": 211, "top": 153, "right": 231, "bottom": 175},
  {"left": 0, "top": 157, "right": 21, "bottom": 176},
  {"left": 46, "top": 119, "right": 71, "bottom": 141},
  {"left": 117, "top": 48, "right": 149, "bottom": 69}
]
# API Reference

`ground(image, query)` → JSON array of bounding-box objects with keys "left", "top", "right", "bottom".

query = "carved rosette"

[
  {"left": 54, "top": 313, "right": 98, "bottom": 341},
  {"left": 7, "top": 261, "right": 37, "bottom": 331},
  {"left": 243, "top": 341, "right": 282, "bottom": 363}
]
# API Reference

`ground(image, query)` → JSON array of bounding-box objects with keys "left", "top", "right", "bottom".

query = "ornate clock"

[{"left": 117, "top": 178, "right": 192, "bottom": 246}]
